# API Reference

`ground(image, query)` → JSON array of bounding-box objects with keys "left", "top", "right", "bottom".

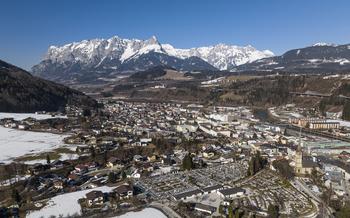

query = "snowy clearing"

[
  {"left": 113, "top": 208, "right": 167, "bottom": 218},
  {"left": 0, "top": 126, "right": 72, "bottom": 163},
  {"left": 27, "top": 186, "right": 115, "bottom": 218}
]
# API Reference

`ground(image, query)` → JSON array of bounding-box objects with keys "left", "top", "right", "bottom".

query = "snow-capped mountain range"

[
  {"left": 32, "top": 35, "right": 273, "bottom": 82},
  {"left": 237, "top": 43, "right": 350, "bottom": 72},
  {"left": 161, "top": 42, "right": 274, "bottom": 70}
]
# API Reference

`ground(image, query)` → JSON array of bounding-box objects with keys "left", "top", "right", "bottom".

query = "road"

[
  {"left": 150, "top": 202, "right": 182, "bottom": 218},
  {"left": 292, "top": 178, "right": 333, "bottom": 218},
  {"left": 343, "top": 176, "right": 350, "bottom": 201}
]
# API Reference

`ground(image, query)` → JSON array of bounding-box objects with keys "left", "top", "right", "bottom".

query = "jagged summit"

[
  {"left": 32, "top": 35, "right": 273, "bottom": 82},
  {"left": 40, "top": 35, "right": 273, "bottom": 69}
]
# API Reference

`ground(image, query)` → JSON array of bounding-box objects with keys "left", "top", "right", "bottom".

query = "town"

[
  {"left": 3, "top": 1, "right": 350, "bottom": 217},
  {"left": 0, "top": 100, "right": 349, "bottom": 218}
]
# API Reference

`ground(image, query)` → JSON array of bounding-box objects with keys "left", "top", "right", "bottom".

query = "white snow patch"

[
  {"left": 201, "top": 77, "right": 225, "bottom": 85},
  {"left": 342, "top": 74, "right": 350, "bottom": 80},
  {"left": 27, "top": 186, "right": 114, "bottom": 218},
  {"left": 323, "top": 74, "right": 340, "bottom": 79},
  {"left": 265, "top": 61, "right": 278, "bottom": 65},
  {"left": 308, "top": 59, "right": 321, "bottom": 63},
  {"left": 120, "top": 44, "right": 137, "bottom": 62},
  {"left": 113, "top": 208, "right": 167, "bottom": 218},
  {"left": 333, "top": 58, "right": 350, "bottom": 65},
  {"left": 0, "top": 126, "right": 71, "bottom": 163},
  {"left": 312, "top": 42, "right": 337, "bottom": 47}
]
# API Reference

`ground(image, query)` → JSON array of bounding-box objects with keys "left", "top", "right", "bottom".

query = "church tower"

[{"left": 295, "top": 127, "right": 303, "bottom": 174}]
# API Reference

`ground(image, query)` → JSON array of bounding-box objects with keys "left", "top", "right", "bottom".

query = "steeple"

[
  {"left": 295, "top": 125, "right": 304, "bottom": 174},
  {"left": 297, "top": 126, "right": 302, "bottom": 152}
]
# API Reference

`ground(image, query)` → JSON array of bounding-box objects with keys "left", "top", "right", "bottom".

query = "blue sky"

[{"left": 1, "top": 0, "right": 350, "bottom": 70}]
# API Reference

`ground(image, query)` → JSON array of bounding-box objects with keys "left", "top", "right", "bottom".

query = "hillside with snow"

[{"left": 237, "top": 43, "right": 350, "bottom": 72}]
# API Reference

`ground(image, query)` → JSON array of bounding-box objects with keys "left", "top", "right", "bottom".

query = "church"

[{"left": 294, "top": 143, "right": 319, "bottom": 175}]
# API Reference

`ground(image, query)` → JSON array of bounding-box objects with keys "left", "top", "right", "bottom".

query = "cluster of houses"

[
  {"left": 0, "top": 112, "right": 69, "bottom": 133},
  {"left": 102, "top": 101, "right": 260, "bottom": 141},
  {"left": 1, "top": 101, "right": 350, "bottom": 217},
  {"left": 289, "top": 118, "right": 340, "bottom": 130},
  {"left": 1, "top": 117, "right": 36, "bottom": 130},
  {"left": 82, "top": 182, "right": 134, "bottom": 208},
  {"left": 174, "top": 185, "right": 245, "bottom": 202}
]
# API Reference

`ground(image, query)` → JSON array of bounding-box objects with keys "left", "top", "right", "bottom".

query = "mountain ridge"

[
  {"left": 236, "top": 43, "right": 350, "bottom": 73},
  {"left": 32, "top": 35, "right": 273, "bottom": 82}
]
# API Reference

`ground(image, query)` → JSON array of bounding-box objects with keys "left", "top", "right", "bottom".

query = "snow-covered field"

[
  {"left": 27, "top": 186, "right": 115, "bottom": 218},
  {"left": 0, "top": 126, "right": 70, "bottom": 163},
  {"left": 114, "top": 208, "right": 167, "bottom": 218},
  {"left": 0, "top": 112, "right": 78, "bottom": 163},
  {"left": 0, "top": 112, "right": 67, "bottom": 121}
]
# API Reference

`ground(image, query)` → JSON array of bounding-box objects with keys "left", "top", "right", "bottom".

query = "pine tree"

[
  {"left": 121, "top": 170, "right": 127, "bottom": 179},
  {"left": 46, "top": 154, "right": 51, "bottom": 164},
  {"left": 235, "top": 209, "right": 243, "bottom": 218},
  {"left": 335, "top": 202, "right": 350, "bottom": 218},
  {"left": 90, "top": 146, "right": 96, "bottom": 160},
  {"left": 103, "top": 151, "right": 108, "bottom": 164},
  {"left": 182, "top": 154, "right": 194, "bottom": 170},
  {"left": 108, "top": 172, "right": 116, "bottom": 183},
  {"left": 11, "top": 188, "right": 21, "bottom": 205},
  {"left": 267, "top": 205, "right": 279, "bottom": 218},
  {"left": 342, "top": 101, "right": 350, "bottom": 121},
  {"left": 228, "top": 205, "right": 234, "bottom": 218},
  {"left": 247, "top": 151, "right": 267, "bottom": 176}
]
